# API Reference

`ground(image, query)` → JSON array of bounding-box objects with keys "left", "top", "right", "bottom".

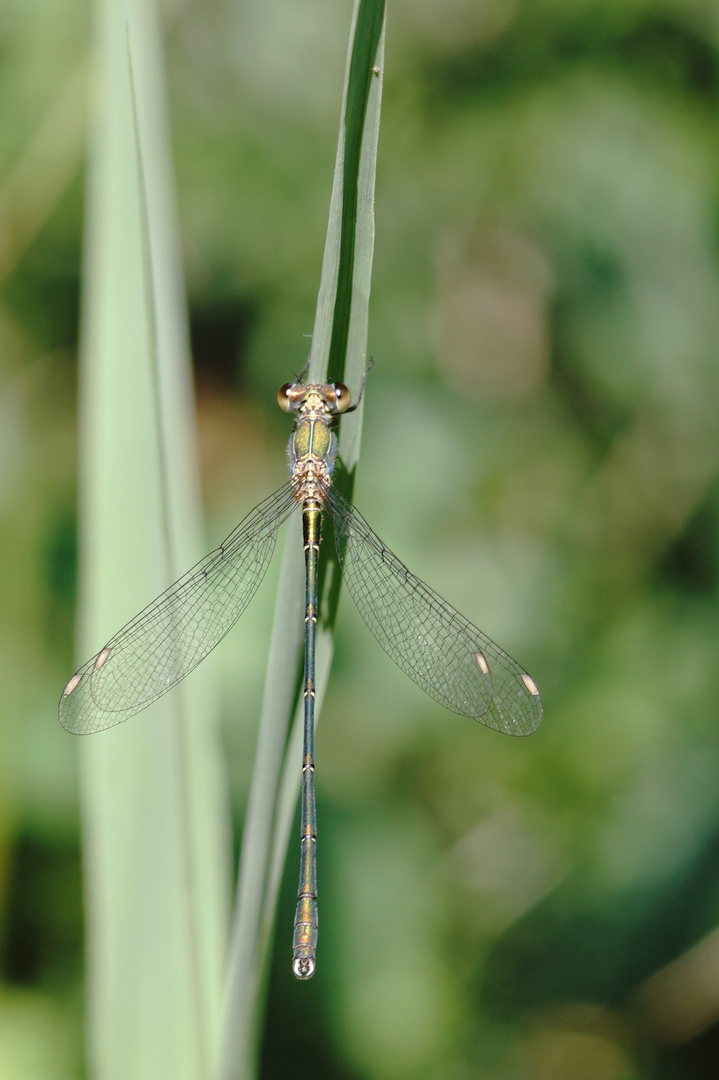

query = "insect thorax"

[{"left": 289, "top": 415, "right": 337, "bottom": 505}]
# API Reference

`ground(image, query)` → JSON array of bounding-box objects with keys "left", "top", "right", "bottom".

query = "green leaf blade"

[
  {"left": 218, "top": 1, "right": 386, "bottom": 1076},
  {"left": 77, "top": 3, "right": 230, "bottom": 1078}
]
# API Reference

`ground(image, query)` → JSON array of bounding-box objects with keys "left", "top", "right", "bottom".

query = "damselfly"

[{"left": 59, "top": 370, "right": 543, "bottom": 978}]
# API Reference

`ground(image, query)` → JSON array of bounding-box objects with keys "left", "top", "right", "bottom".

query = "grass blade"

[
  {"left": 218, "top": 2, "right": 386, "bottom": 1076},
  {"left": 77, "top": 2, "right": 230, "bottom": 1077}
]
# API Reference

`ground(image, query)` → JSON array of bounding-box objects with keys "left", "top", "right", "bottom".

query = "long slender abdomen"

[{"left": 293, "top": 504, "right": 321, "bottom": 978}]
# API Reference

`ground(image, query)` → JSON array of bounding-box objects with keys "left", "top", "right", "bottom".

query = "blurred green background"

[{"left": 3, "top": 0, "right": 719, "bottom": 1077}]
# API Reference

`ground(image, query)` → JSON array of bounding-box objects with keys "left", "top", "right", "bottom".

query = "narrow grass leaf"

[
  {"left": 218, "top": 2, "right": 386, "bottom": 1077},
  {"left": 77, "top": 2, "right": 230, "bottom": 1078}
]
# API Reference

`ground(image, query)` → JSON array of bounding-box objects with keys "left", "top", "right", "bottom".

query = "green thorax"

[{"left": 289, "top": 417, "right": 337, "bottom": 475}]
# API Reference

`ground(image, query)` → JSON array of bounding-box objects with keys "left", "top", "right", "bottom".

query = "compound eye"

[
  {"left": 333, "top": 382, "right": 351, "bottom": 413},
  {"left": 277, "top": 383, "right": 294, "bottom": 413}
]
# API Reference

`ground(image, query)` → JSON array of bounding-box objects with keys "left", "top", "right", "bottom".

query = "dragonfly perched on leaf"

[{"left": 59, "top": 367, "right": 543, "bottom": 979}]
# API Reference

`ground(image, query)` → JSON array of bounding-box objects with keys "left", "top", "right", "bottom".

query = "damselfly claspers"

[{"left": 59, "top": 370, "right": 543, "bottom": 979}]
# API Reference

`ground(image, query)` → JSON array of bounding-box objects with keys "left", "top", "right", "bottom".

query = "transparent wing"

[
  {"left": 326, "top": 487, "right": 542, "bottom": 737},
  {"left": 59, "top": 482, "right": 299, "bottom": 735}
]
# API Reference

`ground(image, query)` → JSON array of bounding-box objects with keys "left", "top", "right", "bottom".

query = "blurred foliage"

[{"left": 2, "top": 0, "right": 719, "bottom": 1078}]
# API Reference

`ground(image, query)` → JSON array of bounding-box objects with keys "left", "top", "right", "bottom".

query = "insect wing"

[
  {"left": 327, "top": 488, "right": 542, "bottom": 736},
  {"left": 59, "top": 483, "right": 298, "bottom": 734}
]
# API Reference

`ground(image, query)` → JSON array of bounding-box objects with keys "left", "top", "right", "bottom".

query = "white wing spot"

[
  {"left": 63, "top": 671, "right": 83, "bottom": 697},
  {"left": 94, "top": 646, "right": 112, "bottom": 671},
  {"left": 474, "top": 651, "right": 490, "bottom": 675},
  {"left": 521, "top": 672, "right": 540, "bottom": 696}
]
